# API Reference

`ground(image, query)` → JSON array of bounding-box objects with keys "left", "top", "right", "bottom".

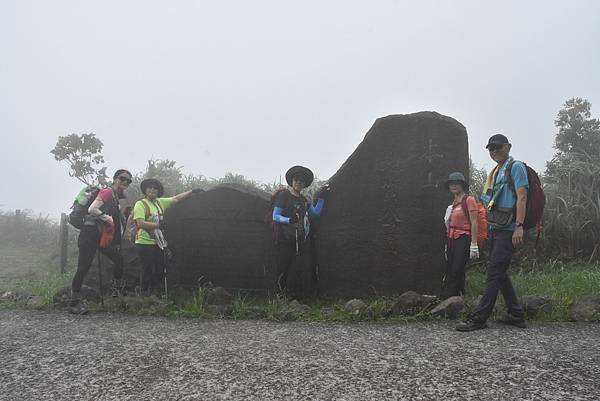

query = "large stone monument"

[
  {"left": 164, "top": 184, "right": 277, "bottom": 290},
  {"left": 314, "top": 112, "right": 469, "bottom": 297}
]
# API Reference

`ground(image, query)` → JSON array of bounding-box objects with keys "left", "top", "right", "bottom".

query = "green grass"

[
  {"left": 465, "top": 262, "right": 600, "bottom": 320},
  {"left": 2, "top": 262, "right": 599, "bottom": 321}
]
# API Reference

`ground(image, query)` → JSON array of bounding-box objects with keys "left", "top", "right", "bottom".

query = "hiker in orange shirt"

[{"left": 443, "top": 172, "right": 479, "bottom": 298}]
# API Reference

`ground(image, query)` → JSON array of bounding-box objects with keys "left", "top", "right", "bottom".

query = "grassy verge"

[
  {"left": 465, "top": 262, "right": 600, "bottom": 320},
  {"left": 2, "top": 263, "right": 599, "bottom": 321},
  {"left": 0, "top": 271, "right": 72, "bottom": 309}
]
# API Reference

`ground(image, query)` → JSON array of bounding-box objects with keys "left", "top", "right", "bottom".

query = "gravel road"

[{"left": 1, "top": 310, "right": 599, "bottom": 401}]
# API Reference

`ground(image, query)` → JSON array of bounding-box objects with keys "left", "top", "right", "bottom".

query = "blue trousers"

[{"left": 472, "top": 229, "right": 524, "bottom": 322}]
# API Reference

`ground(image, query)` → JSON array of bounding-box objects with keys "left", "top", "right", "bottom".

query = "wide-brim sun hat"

[
  {"left": 140, "top": 178, "right": 164, "bottom": 197},
  {"left": 285, "top": 165, "right": 314, "bottom": 187},
  {"left": 445, "top": 172, "right": 469, "bottom": 191}
]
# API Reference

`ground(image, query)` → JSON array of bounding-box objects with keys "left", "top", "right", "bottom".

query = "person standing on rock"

[
  {"left": 456, "top": 134, "right": 527, "bottom": 331},
  {"left": 272, "top": 165, "right": 329, "bottom": 298},
  {"left": 69, "top": 169, "right": 132, "bottom": 314},
  {"left": 133, "top": 179, "right": 198, "bottom": 295},
  {"left": 443, "top": 172, "right": 479, "bottom": 298}
]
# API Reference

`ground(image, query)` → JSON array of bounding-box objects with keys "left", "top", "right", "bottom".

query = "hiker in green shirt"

[{"left": 133, "top": 178, "right": 199, "bottom": 294}]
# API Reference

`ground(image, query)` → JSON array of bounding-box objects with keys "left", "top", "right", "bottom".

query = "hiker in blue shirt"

[{"left": 456, "top": 134, "right": 527, "bottom": 331}]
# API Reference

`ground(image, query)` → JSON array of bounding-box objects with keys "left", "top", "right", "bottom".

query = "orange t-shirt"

[{"left": 448, "top": 195, "right": 477, "bottom": 239}]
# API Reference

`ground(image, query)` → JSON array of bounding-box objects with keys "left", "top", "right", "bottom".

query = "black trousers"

[
  {"left": 276, "top": 237, "right": 317, "bottom": 298},
  {"left": 443, "top": 234, "right": 470, "bottom": 297},
  {"left": 136, "top": 244, "right": 165, "bottom": 292},
  {"left": 472, "top": 229, "right": 524, "bottom": 322},
  {"left": 72, "top": 225, "right": 123, "bottom": 293}
]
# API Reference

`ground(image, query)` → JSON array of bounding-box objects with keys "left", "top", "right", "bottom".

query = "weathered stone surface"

[
  {"left": 431, "top": 296, "right": 465, "bottom": 318},
  {"left": 206, "top": 286, "right": 233, "bottom": 306},
  {"left": 315, "top": 112, "right": 468, "bottom": 297},
  {"left": 522, "top": 295, "right": 554, "bottom": 317},
  {"left": 344, "top": 299, "right": 368, "bottom": 316},
  {"left": 289, "top": 300, "right": 311, "bottom": 314},
  {"left": 569, "top": 295, "right": 600, "bottom": 321},
  {"left": 392, "top": 291, "right": 437, "bottom": 314},
  {"left": 165, "top": 184, "right": 277, "bottom": 291},
  {"left": 53, "top": 285, "right": 100, "bottom": 307}
]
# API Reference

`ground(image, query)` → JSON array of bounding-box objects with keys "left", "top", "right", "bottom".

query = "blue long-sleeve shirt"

[{"left": 273, "top": 198, "right": 324, "bottom": 224}]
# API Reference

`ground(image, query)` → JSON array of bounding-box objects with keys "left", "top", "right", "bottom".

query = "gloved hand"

[
  {"left": 288, "top": 214, "right": 299, "bottom": 225},
  {"left": 469, "top": 243, "right": 479, "bottom": 259},
  {"left": 315, "top": 184, "right": 331, "bottom": 199},
  {"left": 191, "top": 188, "right": 204, "bottom": 194}
]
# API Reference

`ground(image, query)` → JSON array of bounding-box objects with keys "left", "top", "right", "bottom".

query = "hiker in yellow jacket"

[{"left": 133, "top": 179, "right": 198, "bottom": 294}]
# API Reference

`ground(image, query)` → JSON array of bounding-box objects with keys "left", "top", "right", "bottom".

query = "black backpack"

[{"left": 68, "top": 186, "right": 100, "bottom": 229}]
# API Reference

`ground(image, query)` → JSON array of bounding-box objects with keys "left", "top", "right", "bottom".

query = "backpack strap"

[
  {"left": 504, "top": 160, "right": 517, "bottom": 194},
  {"left": 460, "top": 195, "right": 472, "bottom": 223},
  {"left": 140, "top": 198, "right": 164, "bottom": 220}
]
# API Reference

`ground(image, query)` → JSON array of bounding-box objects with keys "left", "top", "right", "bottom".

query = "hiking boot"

[
  {"left": 455, "top": 318, "right": 487, "bottom": 332},
  {"left": 498, "top": 314, "right": 527, "bottom": 328},
  {"left": 68, "top": 292, "right": 89, "bottom": 315}
]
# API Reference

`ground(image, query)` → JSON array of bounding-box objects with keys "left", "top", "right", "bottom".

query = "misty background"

[{"left": 2, "top": 0, "right": 599, "bottom": 219}]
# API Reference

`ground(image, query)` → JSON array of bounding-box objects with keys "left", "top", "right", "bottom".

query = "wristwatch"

[{"left": 515, "top": 222, "right": 523, "bottom": 228}]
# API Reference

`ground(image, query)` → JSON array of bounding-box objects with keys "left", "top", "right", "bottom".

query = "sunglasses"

[
  {"left": 118, "top": 176, "right": 132, "bottom": 184},
  {"left": 487, "top": 144, "right": 504, "bottom": 152}
]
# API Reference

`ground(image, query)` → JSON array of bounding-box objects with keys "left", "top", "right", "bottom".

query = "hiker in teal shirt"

[{"left": 456, "top": 134, "right": 527, "bottom": 332}]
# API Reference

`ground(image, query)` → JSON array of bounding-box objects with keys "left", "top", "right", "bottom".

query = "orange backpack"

[{"left": 459, "top": 196, "right": 488, "bottom": 247}]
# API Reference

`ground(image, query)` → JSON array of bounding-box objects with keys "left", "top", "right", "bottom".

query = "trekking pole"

[
  {"left": 97, "top": 251, "right": 105, "bottom": 309},
  {"left": 163, "top": 248, "right": 169, "bottom": 300}
]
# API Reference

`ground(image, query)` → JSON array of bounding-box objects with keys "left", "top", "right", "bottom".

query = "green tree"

[
  {"left": 553, "top": 97, "right": 600, "bottom": 155},
  {"left": 468, "top": 157, "right": 487, "bottom": 199},
  {"left": 127, "top": 159, "right": 210, "bottom": 201},
  {"left": 51, "top": 133, "right": 108, "bottom": 186},
  {"left": 543, "top": 98, "right": 600, "bottom": 260}
]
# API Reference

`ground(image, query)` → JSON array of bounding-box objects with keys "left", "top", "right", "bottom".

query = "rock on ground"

[
  {"left": 522, "top": 294, "right": 554, "bottom": 317},
  {"left": 570, "top": 295, "right": 600, "bottom": 321},
  {"left": 393, "top": 291, "right": 437, "bottom": 314},
  {"left": 431, "top": 296, "right": 465, "bottom": 318}
]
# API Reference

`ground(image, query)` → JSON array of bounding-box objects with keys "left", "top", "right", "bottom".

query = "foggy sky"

[{"left": 2, "top": 0, "right": 599, "bottom": 219}]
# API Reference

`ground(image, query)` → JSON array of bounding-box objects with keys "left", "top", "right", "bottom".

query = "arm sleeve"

[
  {"left": 273, "top": 207, "right": 291, "bottom": 224},
  {"left": 511, "top": 162, "right": 529, "bottom": 190},
  {"left": 308, "top": 198, "right": 324, "bottom": 216}
]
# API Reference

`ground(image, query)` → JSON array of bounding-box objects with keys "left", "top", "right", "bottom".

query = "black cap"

[{"left": 486, "top": 134, "right": 510, "bottom": 149}]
